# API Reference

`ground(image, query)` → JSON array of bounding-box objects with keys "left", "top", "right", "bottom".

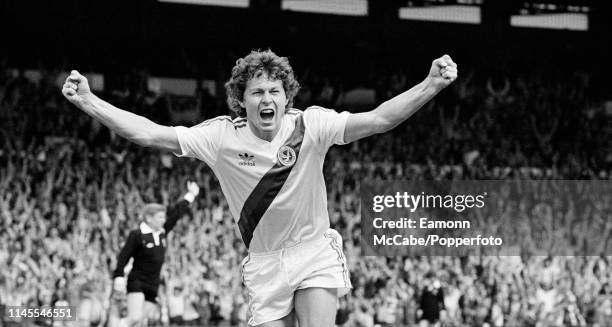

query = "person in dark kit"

[
  {"left": 110, "top": 181, "right": 200, "bottom": 327},
  {"left": 418, "top": 275, "right": 445, "bottom": 327}
]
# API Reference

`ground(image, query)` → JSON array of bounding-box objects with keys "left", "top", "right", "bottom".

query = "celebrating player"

[
  {"left": 110, "top": 181, "right": 200, "bottom": 327},
  {"left": 62, "top": 50, "right": 457, "bottom": 327}
]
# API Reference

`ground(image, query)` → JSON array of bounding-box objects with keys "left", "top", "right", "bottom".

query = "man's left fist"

[{"left": 428, "top": 54, "right": 458, "bottom": 90}]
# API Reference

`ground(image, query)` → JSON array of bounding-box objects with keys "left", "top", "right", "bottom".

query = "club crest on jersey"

[
  {"left": 238, "top": 152, "right": 255, "bottom": 166},
  {"left": 277, "top": 145, "right": 296, "bottom": 167}
]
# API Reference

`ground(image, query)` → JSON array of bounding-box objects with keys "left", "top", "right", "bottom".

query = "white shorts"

[{"left": 240, "top": 229, "right": 352, "bottom": 326}]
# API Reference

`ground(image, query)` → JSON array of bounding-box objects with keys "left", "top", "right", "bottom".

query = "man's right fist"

[{"left": 62, "top": 70, "right": 92, "bottom": 106}]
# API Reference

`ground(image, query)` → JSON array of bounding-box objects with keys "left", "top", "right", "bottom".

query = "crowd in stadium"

[{"left": 1, "top": 59, "right": 611, "bottom": 327}]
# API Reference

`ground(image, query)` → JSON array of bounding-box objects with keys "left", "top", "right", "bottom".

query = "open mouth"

[{"left": 259, "top": 109, "right": 275, "bottom": 121}]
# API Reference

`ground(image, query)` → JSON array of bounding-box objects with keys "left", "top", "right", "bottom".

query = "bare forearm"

[
  {"left": 77, "top": 94, "right": 159, "bottom": 146},
  {"left": 372, "top": 77, "right": 440, "bottom": 133}
]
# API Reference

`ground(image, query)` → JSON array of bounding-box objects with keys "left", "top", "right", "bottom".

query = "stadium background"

[{"left": 1, "top": 0, "right": 611, "bottom": 326}]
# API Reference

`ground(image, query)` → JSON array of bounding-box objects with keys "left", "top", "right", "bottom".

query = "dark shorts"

[{"left": 127, "top": 279, "right": 159, "bottom": 303}]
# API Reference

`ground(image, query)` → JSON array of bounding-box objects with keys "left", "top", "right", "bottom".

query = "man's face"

[
  {"left": 146, "top": 211, "right": 166, "bottom": 231},
  {"left": 240, "top": 72, "right": 288, "bottom": 141}
]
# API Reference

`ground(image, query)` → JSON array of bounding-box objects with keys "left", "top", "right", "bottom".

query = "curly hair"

[
  {"left": 225, "top": 49, "right": 300, "bottom": 117},
  {"left": 141, "top": 203, "right": 165, "bottom": 219}
]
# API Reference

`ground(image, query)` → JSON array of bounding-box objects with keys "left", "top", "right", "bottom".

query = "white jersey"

[{"left": 174, "top": 107, "right": 349, "bottom": 253}]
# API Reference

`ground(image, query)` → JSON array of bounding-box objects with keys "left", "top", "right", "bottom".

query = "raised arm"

[
  {"left": 164, "top": 181, "right": 200, "bottom": 232},
  {"left": 344, "top": 55, "right": 458, "bottom": 143},
  {"left": 62, "top": 70, "right": 180, "bottom": 152}
]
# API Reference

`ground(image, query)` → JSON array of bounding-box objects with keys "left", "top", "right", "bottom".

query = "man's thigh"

[{"left": 294, "top": 287, "right": 337, "bottom": 327}]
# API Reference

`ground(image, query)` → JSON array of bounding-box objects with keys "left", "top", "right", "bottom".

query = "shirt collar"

[{"left": 140, "top": 222, "right": 164, "bottom": 246}]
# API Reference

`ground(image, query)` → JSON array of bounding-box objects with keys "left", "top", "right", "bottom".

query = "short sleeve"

[
  {"left": 303, "top": 106, "right": 350, "bottom": 151},
  {"left": 173, "top": 117, "right": 229, "bottom": 167}
]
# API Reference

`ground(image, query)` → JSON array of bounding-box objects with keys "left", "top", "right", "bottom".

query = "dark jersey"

[
  {"left": 112, "top": 200, "right": 191, "bottom": 286},
  {"left": 420, "top": 286, "right": 445, "bottom": 322}
]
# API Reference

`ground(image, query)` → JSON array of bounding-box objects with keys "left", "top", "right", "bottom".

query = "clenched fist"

[
  {"left": 61, "top": 70, "right": 92, "bottom": 107},
  {"left": 427, "top": 54, "right": 458, "bottom": 91},
  {"left": 186, "top": 181, "right": 200, "bottom": 197},
  {"left": 184, "top": 180, "right": 200, "bottom": 203}
]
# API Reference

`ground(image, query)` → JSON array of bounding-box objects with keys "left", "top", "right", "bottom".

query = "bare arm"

[
  {"left": 62, "top": 70, "right": 180, "bottom": 152},
  {"left": 344, "top": 55, "right": 458, "bottom": 143}
]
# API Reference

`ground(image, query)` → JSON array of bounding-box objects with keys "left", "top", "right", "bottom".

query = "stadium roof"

[{"left": 157, "top": 0, "right": 593, "bottom": 30}]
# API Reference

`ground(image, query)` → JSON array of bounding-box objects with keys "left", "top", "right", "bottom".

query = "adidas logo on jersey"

[{"left": 238, "top": 152, "right": 255, "bottom": 166}]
